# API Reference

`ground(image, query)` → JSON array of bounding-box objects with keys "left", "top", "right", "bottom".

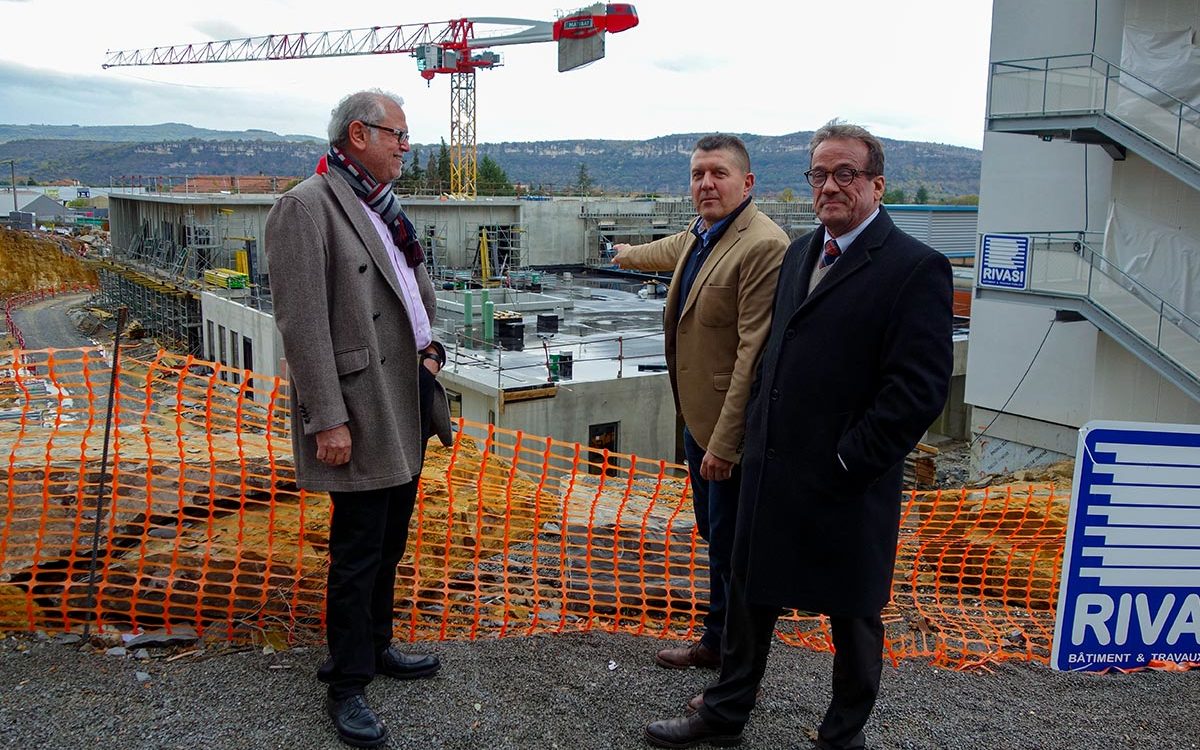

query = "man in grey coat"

[{"left": 266, "top": 89, "right": 451, "bottom": 748}]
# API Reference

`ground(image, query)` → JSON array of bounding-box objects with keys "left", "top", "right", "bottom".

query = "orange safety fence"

[{"left": 0, "top": 346, "right": 1067, "bottom": 669}]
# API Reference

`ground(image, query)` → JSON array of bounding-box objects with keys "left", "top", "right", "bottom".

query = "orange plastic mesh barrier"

[{"left": 0, "top": 346, "right": 1066, "bottom": 668}]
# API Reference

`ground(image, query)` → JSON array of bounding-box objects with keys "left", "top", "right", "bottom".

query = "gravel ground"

[{"left": 0, "top": 630, "right": 1196, "bottom": 750}]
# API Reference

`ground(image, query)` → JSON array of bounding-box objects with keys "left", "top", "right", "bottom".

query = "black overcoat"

[{"left": 734, "top": 207, "right": 954, "bottom": 616}]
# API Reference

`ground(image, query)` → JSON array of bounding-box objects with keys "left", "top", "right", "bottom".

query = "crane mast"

[{"left": 102, "top": 5, "right": 638, "bottom": 197}]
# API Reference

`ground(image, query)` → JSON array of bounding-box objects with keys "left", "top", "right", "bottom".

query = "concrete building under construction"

[{"left": 99, "top": 189, "right": 973, "bottom": 462}]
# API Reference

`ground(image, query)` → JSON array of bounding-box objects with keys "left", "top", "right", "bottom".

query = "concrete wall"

[
  {"left": 1111, "top": 152, "right": 1200, "bottom": 237},
  {"left": 977, "top": 131, "right": 1114, "bottom": 235},
  {"left": 400, "top": 199, "right": 521, "bottom": 269},
  {"left": 199, "top": 291, "right": 282, "bottom": 401},
  {"left": 966, "top": 301, "right": 1099, "bottom": 428},
  {"left": 502, "top": 373, "right": 677, "bottom": 462},
  {"left": 1125, "top": 0, "right": 1200, "bottom": 31},
  {"left": 109, "top": 195, "right": 274, "bottom": 281},
  {"left": 989, "top": 0, "right": 1093, "bottom": 59},
  {"left": 438, "top": 369, "right": 678, "bottom": 463},
  {"left": 1091, "top": 333, "right": 1200, "bottom": 423},
  {"left": 520, "top": 198, "right": 589, "bottom": 266}
]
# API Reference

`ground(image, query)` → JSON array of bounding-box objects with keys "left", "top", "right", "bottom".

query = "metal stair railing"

[
  {"left": 989, "top": 53, "right": 1200, "bottom": 171},
  {"left": 1013, "top": 231, "right": 1200, "bottom": 387}
]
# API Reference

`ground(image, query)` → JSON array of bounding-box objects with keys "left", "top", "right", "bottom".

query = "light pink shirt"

[{"left": 358, "top": 200, "right": 433, "bottom": 351}]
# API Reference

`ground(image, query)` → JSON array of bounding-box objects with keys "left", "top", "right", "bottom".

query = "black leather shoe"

[
  {"left": 644, "top": 713, "right": 742, "bottom": 748},
  {"left": 325, "top": 694, "right": 388, "bottom": 748},
  {"left": 376, "top": 645, "right": 440, "bottom": 680}
]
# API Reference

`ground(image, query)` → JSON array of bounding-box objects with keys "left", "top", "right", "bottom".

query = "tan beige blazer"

[{"left": 621, "top": 202, "right": 788, "bottom": 462}]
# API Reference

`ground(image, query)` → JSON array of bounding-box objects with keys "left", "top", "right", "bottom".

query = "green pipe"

[{"left": 482, "top": 300, "right": 495, "bottom": 343}]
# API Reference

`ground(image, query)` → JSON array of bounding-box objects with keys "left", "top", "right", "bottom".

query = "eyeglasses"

[
  {"left": 361, "top": 122, "right": 410, "bottom": 144},
  {"left": 804, "top": 167, "right": 876, "bottom": 188}
]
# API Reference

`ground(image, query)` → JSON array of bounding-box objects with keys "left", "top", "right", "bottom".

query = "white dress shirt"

[{"left": 358, "top": 199, "right": 433, "bottom": 351}]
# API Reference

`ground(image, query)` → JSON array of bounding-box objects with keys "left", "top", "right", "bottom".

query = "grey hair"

[
  {"left": 810, "top": 120, "right": 885, "bottom": 176},
  {"left": 327, "top": 89, "right": 405, "bottom": 147}
]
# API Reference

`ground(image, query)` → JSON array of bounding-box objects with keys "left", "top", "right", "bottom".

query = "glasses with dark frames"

[
  {"left": 361, "top": 122, "right": 410, "bottom": 144},
  {"left": 803, "top": 167, "right": 876, "bottom": 188}
]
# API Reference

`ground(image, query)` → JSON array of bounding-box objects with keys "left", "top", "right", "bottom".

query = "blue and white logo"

[
  {"left": 978, "top": 234, "right": 1029, "bottom": 289},
  {"left": 1052, "top": 421, "right": 1200, "bottom": 671}
]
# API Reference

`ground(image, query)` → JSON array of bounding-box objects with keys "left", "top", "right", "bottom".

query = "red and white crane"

[{"left": 103, "top": 4, "right": 639, "bottom": 197}]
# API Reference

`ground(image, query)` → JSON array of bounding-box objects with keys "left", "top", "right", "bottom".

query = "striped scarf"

[{"left": 317, "top": 146, "right": 424, "bottom": 267}]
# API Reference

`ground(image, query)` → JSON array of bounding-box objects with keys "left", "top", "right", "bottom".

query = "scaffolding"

[
  {"left": 420, "top": 219, "right": 450, "bottom": 276},
  {"left": 100, "top": 207, "right": 260, "bottom": 353},
  {"left": 580, "top": 198, "right": 817, "bottom": 267},
  {"left": 580, "top": 199, "right": 695, "bottom": 267},
  {"left": 90, "top": 258, "right": 202, "bottom": 354},
  {"left": 469, "top": 223, "right": 524, "bottom": 283}
]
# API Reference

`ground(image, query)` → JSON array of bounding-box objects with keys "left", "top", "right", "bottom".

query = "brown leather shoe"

[
  {"left": 684, "top": 688, "right": 762, "bottom": 715},
  {"left": 655, "top": 641, "right": 720, "bottom": 669},
  {"left": 644, "top": 713, "right": 742, "bottom": 748}
]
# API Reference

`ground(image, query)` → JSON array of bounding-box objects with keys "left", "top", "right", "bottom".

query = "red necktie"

[{"left": 820, "top": 238, "right": 841, "bottom": 269}]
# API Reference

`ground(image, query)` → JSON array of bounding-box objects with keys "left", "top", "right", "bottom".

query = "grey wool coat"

[{"left": 265, "top": 171, "right": 452, "bottom": 493}]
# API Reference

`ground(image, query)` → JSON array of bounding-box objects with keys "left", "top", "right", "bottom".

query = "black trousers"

[
  {"left": 318, "top": 481, "right": 418, "bottom": 699},
  {"left": 699, "top": 569, "right": 884, "bottom": 750},
  {"left": 318, "top": 366, "right": 435, "bottom": 699}
]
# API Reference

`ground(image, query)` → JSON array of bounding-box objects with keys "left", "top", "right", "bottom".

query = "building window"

[
  {"left": 446, "top": 389, "right": 462, "bottom": 419},
  {"left": 240, "top": 336, "right": 253, "bottom": 372},
  {"left": 217, "top": 325, "right": 227, "bottom": 378},
  {"left": 588, "top": 421, "right": 620, "bottom": 476},
  {"left": 229, "top": 329, "right": 240, "bottom": 384},
  {"left": 206, "top": 320, "right": 215, "bottom": 362}
]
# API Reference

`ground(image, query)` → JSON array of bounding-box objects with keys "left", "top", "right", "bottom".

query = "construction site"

[{"left": 1, "top": 0, "right": 1197, "bottom": 746}]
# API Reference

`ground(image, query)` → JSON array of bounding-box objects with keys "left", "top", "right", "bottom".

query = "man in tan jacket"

[{"left": 614, "top": 134, "right": 788, "bottom": 670}]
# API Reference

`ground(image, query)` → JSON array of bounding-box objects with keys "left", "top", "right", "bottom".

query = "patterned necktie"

[{"left": 820, "top": 238, "right": 841, "bottom": 269}]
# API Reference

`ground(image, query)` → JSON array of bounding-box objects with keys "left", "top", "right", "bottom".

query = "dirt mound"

[{"left": 0, "top": 229, "right": 97, "bottom": 296}]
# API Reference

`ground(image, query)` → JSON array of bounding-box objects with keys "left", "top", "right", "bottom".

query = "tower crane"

[{"left": 102, "top": 4, "right": 638, "bottom": 198}]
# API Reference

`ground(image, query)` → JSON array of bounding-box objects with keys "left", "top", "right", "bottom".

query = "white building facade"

[{"left": 969, "top": 0, "right": 1200, "bottom": 475}]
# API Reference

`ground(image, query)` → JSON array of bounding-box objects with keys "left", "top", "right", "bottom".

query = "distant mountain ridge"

[
  {"left": 0, "top": 123, "right": 323, "bottom": 144},
  {"left": 0, "top": 124, "right": 981, "bottom": 197}
]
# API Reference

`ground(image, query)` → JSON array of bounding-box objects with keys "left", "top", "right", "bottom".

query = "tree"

[
  {"left": 476, "top": 154, "right": 515, "bottom": 196},
  {"left": 436, "top": 140, "right": 451, "bottom": 193},
  {"left": 882, "top": 188, "right": 907, "bottom": 204},
  {"left": 779, "top": 187, "right": 795, "bottom": 202},
  {"left": 394, "top": 146, "right": 425, "bottom": 194},
  {"left": 914, "top": 185, "right": 930, "bottom": 204},
  {"left": 424, "top": 152, "right": 438, "bottom": 193},
  {"left": 941, "top": 194, "right": 979, "bottom": 206},
  {"left": 573, "top": 162, "right": 594, "bottom": 195}
]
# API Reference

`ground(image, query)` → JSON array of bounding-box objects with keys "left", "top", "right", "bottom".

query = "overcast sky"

[{"left": 1, "top": 0, "right": 994, "bottom": 148}]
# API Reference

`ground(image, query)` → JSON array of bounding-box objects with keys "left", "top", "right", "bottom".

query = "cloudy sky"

[{"left": 1, "top": 0, "right": 994, "bottom": 148}]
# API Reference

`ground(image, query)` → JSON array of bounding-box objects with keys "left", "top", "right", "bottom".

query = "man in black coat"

[{"left": 644, "top": 123, "right": 954, "bottom": 749}]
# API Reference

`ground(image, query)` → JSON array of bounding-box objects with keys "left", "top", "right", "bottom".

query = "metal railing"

[
  {"left": 1007, "top": 231, "right": 1200, "bottom": 384},
  {"left": 989, "top": 53, "right": 1200, "bottom": 169}
]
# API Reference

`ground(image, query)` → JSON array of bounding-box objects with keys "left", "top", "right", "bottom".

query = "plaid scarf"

[{"left": 316, "top": 146, "right": 424, "bottom": 267}]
